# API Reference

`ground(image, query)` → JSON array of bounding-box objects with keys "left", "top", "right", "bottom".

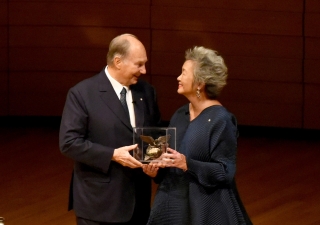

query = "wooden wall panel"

[
  {"left": 153, "top": 77, "right": 304, "bottom": 127},
  {"left": 304, "top": 59, "right": 320, "bottom": 84},
  {"left": 151, "top": 77, "right": 304, "bottom": 125},
  {"left": 225, "top": 56, "right": 302, "bottom": 82},
  {"left": 13, "top": 0, "right": 149, "bottom": 3},
  {"left": 9, "top": 72, "right": 93, "bottom": 115},
  {"left": 150, "top": 52, "right": 183, "bottom": 77},
  {"left": 8, "top": 72, "right": 151, "bottom": 116},
  {"left": 0, "top": 27, "right": 8, "bottom": 71},
  {"left": 151, "top": 76, "right": 188, "bottom": 120},
  {"left": 157, "top": 97, "right": 188, "bottom": 121},
  {"left": 152, "top": 0, "right": 302, "bottom": 12},
  {"left": 0, "top": 49, "right": 7, "bottom": 71},
  {"left": 10, "top": 48, "right": 106, "bottom": 72},
  {"left": 0, "top": 27, "right": 7, "bottom": 46},
  {"left": 8, "top": 2, "right": 151, "bottom": 116},
  {"left": 305, "top": 38, "right": 320, "bottom": 59},
  {"left": 306, "top": 0, "right": 320, "bottom": 12},
  {"left": 151, "top": 52, "right": 302, "bottom": 83},
  {"left": 221, "top": 81, "right": 303, "bottom": 105},
  {"left": 304, "top": 1, "right": 320, "bottom": 129},
  {"left": 220, "top": 80, "right": 303, "bottom": 128},
  {"left": 151, "top": 6, "right": 302, "bottom": 36},
  {"left": 10, "top": 27, "right": 150, "bottom": 49},
  {"left": 151, "top": 30, "right": 303, "bottom": 125},
  {"left": 152, "top": 76, "right": 179, "bottom": 99},
  {"left": 0, "top": 72, "right": 8, "bottom": 116},
  {"left": 0, "top": 1, "right": 8, "bottom": 116},
  {"left": 304, "top": 84, "right": 320, "bottom": 129},
  {"left": 223, "top": 102, "right": 302, "bottom": 128},
  {"left": 234, "top": 83, "right": 302, "bottom": 127},
  {"left": 9, "top": 2, "right": 150, "bottom": 27},
  {"left": 150, "top": 1, "right": 304, "bottom": 128},
  {"left": 0, "top": 26, "right": 8, "bottom": 116},
  {"left": 3, "top": 0, "right": 319, "bottom": 130},
  {"left": 9, "top": 27, "right": 150, "bottom": 73},
  {"left": 305, "top": 14, "right": 320, "bottom": 37},
  {"left": 151, "top": 31, "right": 302, "bottom": 59},
  {"left": 9, "top": 47, "right": 151, "bottom": 73},
  {"left": 0, "top": 3, "right": 7, "bottom": 25}
]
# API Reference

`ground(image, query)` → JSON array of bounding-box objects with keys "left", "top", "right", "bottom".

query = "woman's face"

[{"left": 177, "top": 60, "right": 196, "bottom": 97}]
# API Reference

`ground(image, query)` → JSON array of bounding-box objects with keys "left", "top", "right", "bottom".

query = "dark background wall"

[{"left": 0, "top": 0, "right": 319, "bottom": 129}]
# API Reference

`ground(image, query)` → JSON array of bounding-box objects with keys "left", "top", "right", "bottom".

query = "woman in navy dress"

[{"left": 143, "top": 46, "right": 252, "bottom": 225}]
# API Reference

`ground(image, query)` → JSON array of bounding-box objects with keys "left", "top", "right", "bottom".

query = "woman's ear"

[{"left": 198, "top": 82, "right": 205, "bottom": 90}]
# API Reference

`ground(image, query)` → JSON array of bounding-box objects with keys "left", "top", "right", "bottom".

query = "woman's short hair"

[
  {"left": 106, "top": 34, "right": 138, "bottom": 65},
  {"left": 185, "top": 46, "right": 228, "bottom": 99}
]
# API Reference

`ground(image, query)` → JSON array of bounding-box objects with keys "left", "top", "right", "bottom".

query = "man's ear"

[{"left": 113, "top": 56, "right": 122, "bottom": 69}]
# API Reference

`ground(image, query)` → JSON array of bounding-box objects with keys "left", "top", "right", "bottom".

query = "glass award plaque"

[{"left": 133, "top": 127, "right": 176, "bottom": 164}]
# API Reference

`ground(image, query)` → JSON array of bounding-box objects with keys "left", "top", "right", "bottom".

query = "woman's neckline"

[{"left": 189, "top": 101, "right": 222, "bottom": 121}]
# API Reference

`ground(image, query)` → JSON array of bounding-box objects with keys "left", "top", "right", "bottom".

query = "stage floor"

[{"left": 0, "top": 125, "right": 319, "bottom": 225}]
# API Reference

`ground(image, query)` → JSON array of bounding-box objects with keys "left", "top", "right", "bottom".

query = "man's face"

[{"left": 120, "top": 44, "right": 148, "bottom": 86}]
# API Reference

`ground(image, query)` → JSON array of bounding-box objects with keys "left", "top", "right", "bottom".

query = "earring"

[{"left": 196, "top": 88, "right": 200, "bottom": 98}]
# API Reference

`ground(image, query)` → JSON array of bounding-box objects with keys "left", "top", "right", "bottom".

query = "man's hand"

[{"left": 112, "top": 144, "right": 142, "bottom": 168}]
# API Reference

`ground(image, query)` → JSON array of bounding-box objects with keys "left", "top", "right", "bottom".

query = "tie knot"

[{"left": 120, "top": 87, "right": 127, "bottom": 95}]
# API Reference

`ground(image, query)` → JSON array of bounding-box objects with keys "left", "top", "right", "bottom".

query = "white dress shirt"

[{"left": 105, "top": 66, "right": 136, "bottom": 127}]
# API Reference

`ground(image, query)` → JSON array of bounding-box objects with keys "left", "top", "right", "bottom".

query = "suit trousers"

[
  {"left": 76, "top": 200, "right": 149, "bottom": 225},
  {"left": 77, "top": 217, "right": 138, "bottom": 225}
]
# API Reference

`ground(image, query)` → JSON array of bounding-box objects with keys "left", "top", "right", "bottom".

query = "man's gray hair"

[{"left": 106, "top": 34, "right": 138, "bottom": 65}]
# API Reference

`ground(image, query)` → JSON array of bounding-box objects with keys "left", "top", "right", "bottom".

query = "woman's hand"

[
  {"left": 142, "top": 148, "right": 188, "bottom": 175},
  {"left": 142, "top": 163, "right": 159, "bottom": 177},
  {"left": 161, "top": 148, "right": 188, "bottom": 171}
]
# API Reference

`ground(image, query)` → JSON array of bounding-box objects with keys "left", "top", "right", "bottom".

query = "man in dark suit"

[{"left": 59, "top": 34, "right": 161, "bottom": 225}]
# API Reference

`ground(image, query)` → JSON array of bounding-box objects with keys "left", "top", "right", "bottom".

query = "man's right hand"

[{"left": 112, "top": 144, "right": 142, "bottom": 168}]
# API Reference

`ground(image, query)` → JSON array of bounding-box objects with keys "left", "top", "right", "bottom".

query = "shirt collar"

[{"left": 105, "top": 66, "right": 128, "bottom": 97}]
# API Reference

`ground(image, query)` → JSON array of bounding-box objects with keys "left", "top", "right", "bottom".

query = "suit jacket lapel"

[{"left": 97, "top": 71, "right": 132, "bottom": 129}]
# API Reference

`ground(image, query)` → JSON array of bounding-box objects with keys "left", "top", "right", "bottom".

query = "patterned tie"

[{"left": 120, "top": 87, "right": 130, "bottom": 118}]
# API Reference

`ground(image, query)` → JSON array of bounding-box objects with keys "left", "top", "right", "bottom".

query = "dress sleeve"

[{"left": 185, "top": 116, "right": 238, "bottom": 189}]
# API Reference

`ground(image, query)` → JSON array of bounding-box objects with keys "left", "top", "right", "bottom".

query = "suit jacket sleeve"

[{"left": 59, "top": 85, "right": 113, "bottom": 174}]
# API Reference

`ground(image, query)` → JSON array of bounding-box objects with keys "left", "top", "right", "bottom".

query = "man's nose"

[{"left": 140, "top": 65, "right": 146, "bottom": 74}]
